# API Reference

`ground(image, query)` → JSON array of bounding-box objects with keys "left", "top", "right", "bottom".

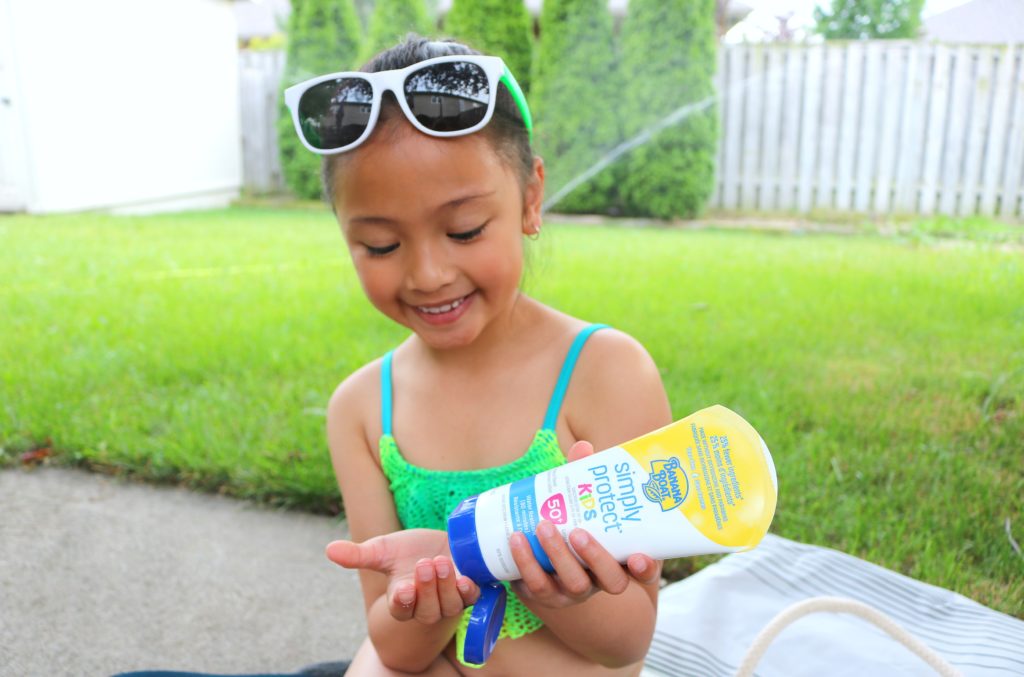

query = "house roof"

[{"left": 924, "top": 0, "right": 1024, "bottom": 43}]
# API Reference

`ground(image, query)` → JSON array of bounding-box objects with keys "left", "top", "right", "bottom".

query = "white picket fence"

[
  {"left": 714, "top": 41, "right": 1024, "bottom": 219},
  {"left": 239, "top": 43, "right": 1024, "bottom": 219},
  {"left": 239, "top": 50, "right": 286, "bottom": 194}
]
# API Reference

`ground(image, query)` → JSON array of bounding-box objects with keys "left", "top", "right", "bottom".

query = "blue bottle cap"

[
  {"left": 463, "top": 582, "right": 507, "bottom": 665},
  {"left": 447, "top": 495, "right": 496, "bottom": 585}
]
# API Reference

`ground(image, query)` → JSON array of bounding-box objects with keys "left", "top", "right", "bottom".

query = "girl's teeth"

[{"left": 419, "top": 296, "right": 465, "bottom": 314}]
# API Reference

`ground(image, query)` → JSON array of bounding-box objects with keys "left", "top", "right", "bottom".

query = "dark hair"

[{"left": 321, "top": 34, "right": 535, "bottom": 209}]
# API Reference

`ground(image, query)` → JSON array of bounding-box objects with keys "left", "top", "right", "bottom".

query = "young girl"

[{"left": 285, "top": 35, "right": 672, "bottom": 675}]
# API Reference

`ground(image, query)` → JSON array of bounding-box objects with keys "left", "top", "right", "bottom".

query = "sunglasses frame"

[{"left": 283, "top": 54, "right": 534, "bottom": 156}]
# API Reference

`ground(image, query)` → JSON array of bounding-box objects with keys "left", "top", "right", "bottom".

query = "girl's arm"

[
  {"left": 522, "top": 329, "right": 673, "bottom": 667},
  {"left": 326, "top": 365, "right": 470, "bottom": 673}
]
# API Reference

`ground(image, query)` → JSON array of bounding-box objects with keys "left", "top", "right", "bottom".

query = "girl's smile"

[{"left": 409, "top": 290, "right": 475, "bottom": 325}]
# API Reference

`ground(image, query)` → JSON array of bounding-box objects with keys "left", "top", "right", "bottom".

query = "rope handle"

[{"left": 734, "top": 596, "right": 964, "bottom": 677}]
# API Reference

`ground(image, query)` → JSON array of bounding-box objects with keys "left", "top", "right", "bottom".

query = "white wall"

[
  {"left": 0, "top": 0, "right": 30, "bottom": 210},
  {"left": 5, "top": 0, "right": 241, "bottom": 214}
]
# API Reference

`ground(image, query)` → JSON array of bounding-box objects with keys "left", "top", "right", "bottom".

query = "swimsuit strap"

[
  {"left": 381, "top": 350, "right": 395, "bottom": 436},
  {"left": 380, "top": 323, "right": 609, "bottom": 437},
  {"left": 542, "top": 324, "right": 610, "bottom": 431}
]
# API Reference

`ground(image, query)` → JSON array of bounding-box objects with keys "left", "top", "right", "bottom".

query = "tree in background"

[
  {"left": 531, "top": 0, "right": 621, "bottom": 213},
  {"left": 444, "top": 0, "right": 534, "bottom": 94},
  {"left": 814, "top": 0, "right": 925, "bottom": 39},
  {"left": 362, "top": 0, "right": 434, "bottom": 62},
  {"left": 618, "top": 0, "right": 719, "bottom": 219},
  {"left": 277, "top": 0, "right": 363, "bottom": 200}
]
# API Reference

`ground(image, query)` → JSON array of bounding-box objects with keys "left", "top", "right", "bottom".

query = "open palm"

[{"left": 326, "top": 528, "right": 480, "bottom": 623}]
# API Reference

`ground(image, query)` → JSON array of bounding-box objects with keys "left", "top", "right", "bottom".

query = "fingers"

[
  {"left": 433, "top": 556, "right": 465, "bottom": 619},
  {"left": 388, "top": 577, "right": 417, "bottom": 622},
  {"left": 510, "top": 522, "right": 592, "bottom": 608},
  {"left": 510, "top": 531, "right": 561, "bottom": 603},
  {"left": 569, "top": 529, "right": 629, "bottom": 595},
  {"left": 508, "top": 523, "right": 658, "bottom": 609},
  {"left": 456, "top": 574, "right": 481, "bottom": 607},
  {"left": 537, "top": 521, "right": 594, "bottom": 600},
  {"left": 398, "top": 557, "right": 469, "bottom": 625},
  {"left": 626, "top": 553, "right": 661, "bottom": 586},
  {"left": 565, "top": 439, "right": 595, "bottom": 463},
  {"left": 325, "top": 539, "right": 389, "bottom": 573},
  {"left": 412, "top": 558, "right": 442, "bottom": 624},
  {"left": 325, "top": 540, "right": 359, "bottom": 568}
]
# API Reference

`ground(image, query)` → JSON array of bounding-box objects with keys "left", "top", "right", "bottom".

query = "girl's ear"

[{"left": 521, "top": 156, "right": 545, "bottom": 236}]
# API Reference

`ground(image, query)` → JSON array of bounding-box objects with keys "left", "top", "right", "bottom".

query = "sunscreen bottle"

[{"left": 447, "top": 404, "right": 778, "bottom": 664}]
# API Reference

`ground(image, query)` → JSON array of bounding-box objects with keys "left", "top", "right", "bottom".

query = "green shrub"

[
  {"left": 531, "top": 0, "right": 621, "bottom": 214},
  {"left": 815, "top": 0, "right": 925, "bottom": 39},
  {"left": 444, "top": 0, "right": 534, "bottom": 94},
  {"left": 618, "top": 0, "right": 718, "bottom": 219},
  {"left": 362, "top": 0, "right": 434, "bottom": 62},
  {"left": 277, "top": 0, "right": 363, "bottom": 200}
]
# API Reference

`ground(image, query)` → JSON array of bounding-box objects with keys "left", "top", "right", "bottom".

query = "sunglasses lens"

[
  {"left": 403, "top": 61, "right": 490, "bottom": 133},
  {"left": 297, "top": 77, "right": 374, "bottom": 150}
]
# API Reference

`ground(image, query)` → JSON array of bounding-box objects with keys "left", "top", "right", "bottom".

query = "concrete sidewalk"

[{"left": 0, "top": 467, "right": 366, "bottom": 677}]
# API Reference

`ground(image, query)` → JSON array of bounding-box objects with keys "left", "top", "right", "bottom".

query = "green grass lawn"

[{"left": 1, "top": 206, "right": 1022, "bottom": 617}]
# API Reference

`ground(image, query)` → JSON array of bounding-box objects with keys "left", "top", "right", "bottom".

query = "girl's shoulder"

[
  {"left": 545, "top": 307, "right": 657, "bottom": 372},
  {"left": 568, "top": 324, "right": 664, "bottom": 402},
  {"left": 532, "top": 305, "right": 659, "bottom": 381},
  {"left": 558, "top": 320, "right": 673, "bottom": 450},
  {"left": 326, "top": 356, "right": 389, "bottom": 451}
]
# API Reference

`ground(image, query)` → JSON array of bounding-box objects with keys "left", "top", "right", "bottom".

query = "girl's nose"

[{"left": 405, "top": 241, "right": 455, "bottom": 293}]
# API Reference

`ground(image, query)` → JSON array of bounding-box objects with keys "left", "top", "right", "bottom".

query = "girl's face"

[{"left": 332, "top": 123, "right": 544, "bottom": 351}]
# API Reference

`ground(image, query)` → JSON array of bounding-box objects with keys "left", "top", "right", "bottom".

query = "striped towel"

[{"left": 642, "top": 534, "right": 1024, "bottom": 676}]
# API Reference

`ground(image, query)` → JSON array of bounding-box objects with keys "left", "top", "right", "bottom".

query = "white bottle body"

[{"left": 450, "top": 405, "right": 779, "bottom": 582}]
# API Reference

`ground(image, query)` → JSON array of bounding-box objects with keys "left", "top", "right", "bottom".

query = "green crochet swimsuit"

[{"left": 378, "top": 324, "right": 608, "bottom": 666}]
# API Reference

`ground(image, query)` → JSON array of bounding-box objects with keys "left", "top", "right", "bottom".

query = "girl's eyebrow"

[
  {"left": 348, "top": 190, "right": 496, "bottom": 227},
  {"left": 348, "top": 215, "right": 398, "bottom": 227},
  {"left": 437, "top": 190, "right": 496, "bottom": 212}
]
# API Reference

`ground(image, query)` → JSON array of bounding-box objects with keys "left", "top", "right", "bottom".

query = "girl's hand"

[
  {"left": 325, "top": 528, "right": 480, "bottom": 625},
  {"left": 510, "top": 440, "right": 660, "bottom": 609}
]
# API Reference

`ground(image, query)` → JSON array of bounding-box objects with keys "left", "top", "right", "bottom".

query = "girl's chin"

[{"left": 410, "top": 322, "right": 485, "bottom": 351}]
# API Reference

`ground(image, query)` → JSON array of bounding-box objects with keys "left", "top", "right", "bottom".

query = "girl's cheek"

[
  {"left": 366, "top": 273, "right": 393, "bottom": 302},
  {"left": 489, "top": 242, "right": 525, "bottom": 290},
  {"left": 352, "top": 263, "right": 392, "bottom": 306}
]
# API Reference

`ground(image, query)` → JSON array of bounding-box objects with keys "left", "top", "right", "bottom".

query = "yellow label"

[{"left": 620, "top": 405, "right": 777, "bottom": 549}]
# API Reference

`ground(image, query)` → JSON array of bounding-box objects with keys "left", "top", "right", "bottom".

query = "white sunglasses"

[{"left": 283, "top": 54, "right": 534, "bottom": 155}]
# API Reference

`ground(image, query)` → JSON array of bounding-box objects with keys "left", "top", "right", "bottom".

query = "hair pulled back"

[{"left": 322, "top": 34, "right": 535, "bottom": 208}]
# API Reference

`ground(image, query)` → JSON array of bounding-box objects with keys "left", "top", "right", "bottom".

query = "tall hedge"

[
  {"left": 531, "top": 0, "right": 621, "bottom": 213},
  {"left": 362, "top": 0, "right": 434, "bottom": 62},
  {"left": 618, "top": 0, "right": 718, "bottom": 219},
  {"left": 814, "top": 0, "right": 925, "bottom": 39},
  {"left": 444, "top": 0, "right": 534, "bottom": 94},
  {"left": 277, "top": 0, "right": 363, "bottom": 200}
]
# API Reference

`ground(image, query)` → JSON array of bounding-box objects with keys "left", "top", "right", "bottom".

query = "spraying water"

[
  {"left": 541, "top": 96, "right": 716, "bottom": 213},
  {"left": 541, "top": 70, "right": 783, "bottom": 215}
]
